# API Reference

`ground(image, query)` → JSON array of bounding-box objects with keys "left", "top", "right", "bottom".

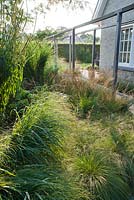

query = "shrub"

[
  {"left": 79, "top": 97, "right": 93, "bottom": 117},
  {"left": 0, "top": 0, "right": 27, "bottom": 111},
  {"left": 24, "top": 41, "right": 52, "bottom": 86},
  {"left": 44, "top": 65, "right": 59, "bottom": 86},
  {"left": 4, "top": 89, "right": 33, "bottom": 125}
]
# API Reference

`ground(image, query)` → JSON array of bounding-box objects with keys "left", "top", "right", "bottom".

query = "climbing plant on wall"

[{"left": 0, "top": 0, "right": 27, "bottom": 111}]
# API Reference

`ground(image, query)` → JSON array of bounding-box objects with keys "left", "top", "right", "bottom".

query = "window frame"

[{"left": 119, "top": 24, "right": 134, "bottom": 68}]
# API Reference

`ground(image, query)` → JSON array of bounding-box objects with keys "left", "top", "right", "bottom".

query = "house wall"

[
  {"left": 100, "top": 0, "right": 134, "bottom": 82},
  {"left": 100, "top": 24, "right": 116, "bottom": 71},
  {"left": 118, "top": 71, "right": 134, "bottom": 83},
  {"left": 104, "top": 0, "right": 134, "bottom": 15}
]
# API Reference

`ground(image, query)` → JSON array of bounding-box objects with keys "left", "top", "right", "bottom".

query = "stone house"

[{"left": 93, "top": 0, "right": 134, "bottom": 83}]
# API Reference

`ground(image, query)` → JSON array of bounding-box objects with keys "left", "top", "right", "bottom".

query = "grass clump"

[
  {"left": 117, "top": 81, "right": 134, "bottom": 95},
  {"left": 0, "top": 91, "right": 86, "bottom": 200},
  {"left": 56, "top": 71, "right": 128, "bottom": 118},
  {"left": 75, "top": 152, "right": 129, "bottom": 200},
  {"left": 63, "top": 113, "right": 134, "bottom": 200}
]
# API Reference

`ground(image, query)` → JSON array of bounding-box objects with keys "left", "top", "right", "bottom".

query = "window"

[{"left": 119, "top": 25, "right": 134, "bottom": 68}]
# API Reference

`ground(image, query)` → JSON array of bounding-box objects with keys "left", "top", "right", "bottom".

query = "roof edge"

[{"left": 92, "top": 0, "right": 108, "bottom": 20}]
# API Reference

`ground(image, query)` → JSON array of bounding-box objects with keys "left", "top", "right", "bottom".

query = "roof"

[{"left": 92, "top": 0, "right": 109, "bottom": 19}]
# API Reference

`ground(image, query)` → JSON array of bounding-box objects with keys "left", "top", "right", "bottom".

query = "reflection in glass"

[
  {"left": 130, "top": 28, "right": 133, "bottom": 40},
  {"left": 123, "top": 53, "right": 127, "bottom": 63},
  {"left": 119, "top": 26, "right": 133, "bottom": 64},
  {"left": 120, "top": 42, "right": 123, "bottom": 51},
  {"left": 121, "top": 30, "right": 125, "bottom": 40},
  {"left": 128, "top": 41, "right": 131, "bottom": 51},
  {"left": 125, "top": 29, "right": 129, "bottom": 40},
  {"left": 119, "top": 53, "right": 122, "bottom": 62},
  {"left": 127, "top": 53, "right": 130, "bottom": 63},
  {"left": 124, "top": 41, "right": 128, "bottom": 51}
]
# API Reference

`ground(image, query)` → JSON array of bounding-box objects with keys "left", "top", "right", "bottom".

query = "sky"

[{"left": 24, "top": 0, "right": 98, "bottom": 33}]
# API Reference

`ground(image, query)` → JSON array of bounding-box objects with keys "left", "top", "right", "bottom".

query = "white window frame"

[{"left": 119, "top": 24, "right": 134, "bottom": 68}]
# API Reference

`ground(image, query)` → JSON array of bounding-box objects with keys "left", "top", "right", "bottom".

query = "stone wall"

[{"left": 118, "top": 70, "right": 134, "bottom": 83}]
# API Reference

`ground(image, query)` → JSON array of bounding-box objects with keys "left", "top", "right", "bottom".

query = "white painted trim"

[
  {"left": 92, "top": 0, "right": 108, "bottom": 19},
  {"left": 119, "top": 63, "right": 134, "bottom": 68},
  {"left": 130, "top": 25, "right": 134, "bottom": 66},
  {"left": 122, "top": 24, "right": 134, "bottom": 29},
  {"left": 118, "top": 66, "right": 134, "bottom": 72},
  {"left": 119, "top": 25, "right": 134, "bottom": 67}
]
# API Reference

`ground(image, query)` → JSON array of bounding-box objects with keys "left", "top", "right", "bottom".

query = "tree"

[
  {"left": 80, "top": 33, "right": 100, "bottom": 43},
  {"left": 0, "top": 0, "right": 27, "bottom": 111},
  {"left": 47, "top": 0, "right": 90, "bottom": 8},
  {"left": 35, "top": 28, "right": 58, "bottom": 40}
]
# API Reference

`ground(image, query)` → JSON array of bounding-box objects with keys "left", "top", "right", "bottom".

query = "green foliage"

[
  {"left": 35, "top": 28, "right": 58, "bottom": 40},
  {"left": 57, "top": 73, "right": 128, "bottom": 118},
  {"left": 0, "top": 92, "right": 87, "bottom": 200},
  {"left": 4, "top": 89, "right": 33, "bottom": 125},
  {"left": 63, "top": 111, "right": 134, "bottom": 200},
  {"left": 0, "top": 0, "right": 27, "bottom": 111},
  {"left": 75, "top": 153, "right": 129, "bottom": 200},
  {"left": 24, "top": 41, "right": 52, "bottom": 86},
  {"left": 79, "top": 97, "right": 93, "bottom": 117},
  {"left": 44, "top": 65, "right": 59, "bottom": 86},
  {"left": 79, "top": 34, "right": 100, "bottom": 43},
  {"left": 58, "top": 43, "right": 100, "bottom": 63},
  {"left": 109, "top": 128, "right": 134, "bottom": 197},
  {"left": 0, "top": 88, "right": 134, "bottom": 200},
  {"left": 117, "top": 81, "right": 134, "bottom": 95}
]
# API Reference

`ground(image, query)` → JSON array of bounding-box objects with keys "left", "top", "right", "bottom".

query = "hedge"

[{"left": 58, "top": 43, "right": 100, "bottom": 63}]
